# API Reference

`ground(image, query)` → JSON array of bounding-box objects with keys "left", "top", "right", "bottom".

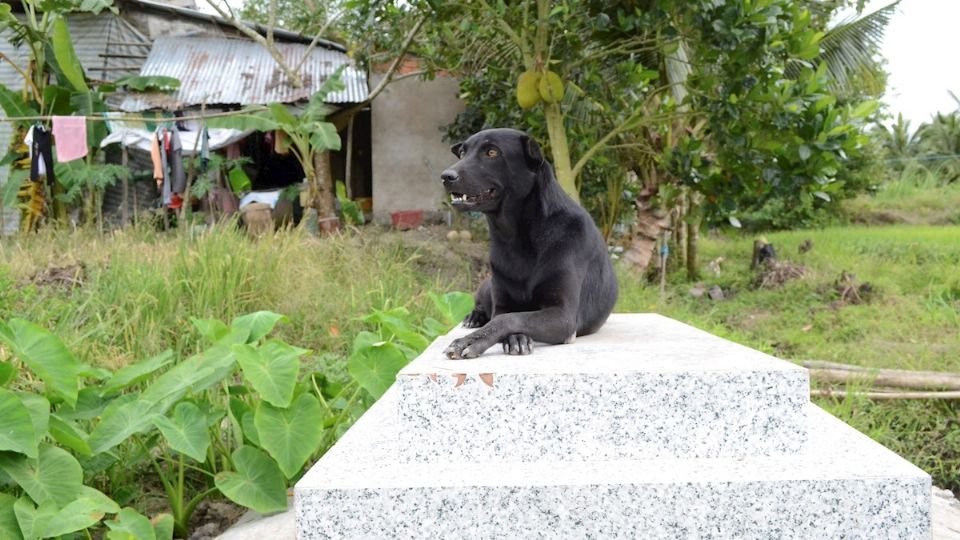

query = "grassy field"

[{"left": 1, "top": 221, "right": 958, "bottom": 494}]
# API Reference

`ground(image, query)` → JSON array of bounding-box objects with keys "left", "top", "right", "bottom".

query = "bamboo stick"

[
  {"left": 809, "top": 369, "right": 960, "bottom": 391},
  {"left": 804, "top": 361, "right": 960, "bottom": 391},
  {"left": 811, "top": 389, "right": 960, "bottom": 400}
]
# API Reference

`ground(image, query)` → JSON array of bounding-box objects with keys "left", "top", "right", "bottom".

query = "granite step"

[
  {"left": 295, "top": 387, "right": 930, "bottom": 539},
  {"left": 396, "top": 314, "right": 809, "bottom": 462}
]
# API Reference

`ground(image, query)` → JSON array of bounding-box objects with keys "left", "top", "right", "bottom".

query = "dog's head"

[{"left": 440, "top": 128, "right": 545, "bottom": 213}]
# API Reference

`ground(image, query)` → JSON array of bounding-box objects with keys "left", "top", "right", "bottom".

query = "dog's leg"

[
  {"left": 462, "top": 278, "right": 492, "bottom": 328},
  {"left": 444, "top": 307, "right": 576, "bottom": 359}
]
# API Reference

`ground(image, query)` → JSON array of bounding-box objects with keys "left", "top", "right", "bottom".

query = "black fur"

[{"left": 439, "top": 128, "right": 618, "bottom": 359}]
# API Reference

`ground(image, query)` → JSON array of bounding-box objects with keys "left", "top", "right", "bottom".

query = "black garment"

[{"left": 29, "top": 125, "right": 56, "bottom": 188}]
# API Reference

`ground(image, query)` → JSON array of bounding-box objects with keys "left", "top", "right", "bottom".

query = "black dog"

[{"left": 440, "top": 128, "right": 617, "bottom": 359}]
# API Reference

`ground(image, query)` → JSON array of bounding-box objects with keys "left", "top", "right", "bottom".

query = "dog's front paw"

[
  {"left": 444, "top": 335, "right": 482, "bottom": 359},
  {"left": 501, "top": 334, "right": 534, "bottom": 355},
  {"left": 462, "top": 309, "right": 489, "bottom": 329}
]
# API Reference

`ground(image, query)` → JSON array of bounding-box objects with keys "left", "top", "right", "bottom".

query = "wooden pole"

[
  {"left": 811, "top": 388, "right": 960, "bottom": 400},
  {"left": 121, "top": 146, "right": 129, "bottom": 226},
  {"left": 344, "top": 114, "right": 355, "bottom": 199}
]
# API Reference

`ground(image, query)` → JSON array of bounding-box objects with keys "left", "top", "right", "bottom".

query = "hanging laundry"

[
  {"left": 151, "top": 128, "right": 164, "bottom": 188},
  {"left": 52, "top": 116, "right": 88, "bottom": 162},
  {"left": 157, "top": 128, "right": 171, "bottom": 207},
  {"left": 200, "top": 127, "right": 210, "bottom": 174},
  {"left": 167, "top": 128, "right": 186, "bottom": 196},
  {"left": 25, "top": 125, "right": 56, "bottom": 188}
]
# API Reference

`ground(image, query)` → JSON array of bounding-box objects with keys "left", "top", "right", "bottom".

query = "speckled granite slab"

[
  {"left": 296, "top": 387, "right": 931, "bottom": 539},
  {"left": 397, "top": 314, "right": 809, "bottom": 461}
]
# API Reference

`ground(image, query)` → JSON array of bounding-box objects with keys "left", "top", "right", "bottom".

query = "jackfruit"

[
  {"left": 538, "top": 70, "right": 564, "bottom": 103},
  {"left": 516, "top": 71, "right": 542, "bottom": 109}
]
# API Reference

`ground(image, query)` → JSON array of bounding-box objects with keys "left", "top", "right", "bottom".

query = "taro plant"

[{"left": 0, "top": 291, "right": 473, "bottom": 538}]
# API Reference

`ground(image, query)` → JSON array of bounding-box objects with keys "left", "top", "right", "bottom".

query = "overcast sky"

[{"left": 853, "top": 0, "right": 960, "bottom": 127}]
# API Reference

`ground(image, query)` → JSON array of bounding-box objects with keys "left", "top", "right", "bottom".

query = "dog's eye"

[{"left": 486, "top": 149, "right": 499, "bottom": 158}]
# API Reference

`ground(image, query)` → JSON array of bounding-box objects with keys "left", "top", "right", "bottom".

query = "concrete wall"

[{"left": 370, "top": 72, "right": 463, "bottom": 223}]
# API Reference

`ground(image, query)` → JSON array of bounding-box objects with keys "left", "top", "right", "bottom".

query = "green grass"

[
  {"left": 844, "top": 167, "right": 960, "bottom": 226},
  {"left": 0, "top": 224, "right": 480, "bottom": 373},
  {"left": 616, "top": 224, "right": 960, "bottom": 492}
]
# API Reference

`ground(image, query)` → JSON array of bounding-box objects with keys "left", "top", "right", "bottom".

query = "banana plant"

[{"left": 207, "top": 68, "right": 345, "bottom": 225}]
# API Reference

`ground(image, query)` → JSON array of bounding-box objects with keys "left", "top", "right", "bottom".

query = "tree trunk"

[
  {"left": 543, "top": 103, "right": 579, "bottom": 203},
  {"left": 685, "top": 191, "right": 701, "bottom": 281},
  {"left": 312, "top": 151, "right": 339, "bottom": 233}
]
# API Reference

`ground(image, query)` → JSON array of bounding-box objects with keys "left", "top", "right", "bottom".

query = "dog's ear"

[
  {"left": 450, "top": 143, "right": 464, "bottom": 158},
  {"left": 522, "top": 135, "right": 544, "bottom": 170}
]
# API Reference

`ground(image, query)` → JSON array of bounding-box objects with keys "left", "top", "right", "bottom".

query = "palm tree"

[{"left": 814, "top": 1, "right": 900, "bottom": 98}]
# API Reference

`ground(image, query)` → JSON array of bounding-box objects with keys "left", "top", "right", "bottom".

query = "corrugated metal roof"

[{"left": 117, "top": 36, "right": 367, "bottom": 111}]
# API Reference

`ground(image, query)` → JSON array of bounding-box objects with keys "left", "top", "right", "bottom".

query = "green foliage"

[
  {"left": 214, "top": 446, "right": 287, "bottom": 515},
  {"left": 0, "top": 319, "right": 87, "bottom": 407},
  {"left": 51, "top": 16, "right": 88, "bottom": 93},
  {"left": 336, "top": 181, "right": 365, "bottom": 225},
  {"left": 0, "top": 251, "right": 471, "bottom": 537},
  {"left": 114, "top": 75, "right": 181, "bottom": 93},
  {"left": 662, "top": 0, "right": 874, "bottom": 225}
]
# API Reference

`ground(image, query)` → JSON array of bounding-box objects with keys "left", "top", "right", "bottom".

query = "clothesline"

[{"left": 0, "top": 107, "right": 268, "bottom": 124}]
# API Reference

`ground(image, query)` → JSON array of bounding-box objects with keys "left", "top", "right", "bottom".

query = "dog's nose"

[{"left": 441, "top": 169, "right": 459, "bottom": 185}]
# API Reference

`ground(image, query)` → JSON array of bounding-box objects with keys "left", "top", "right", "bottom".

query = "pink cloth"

[{"left": 52, "top": 116, "right": 88, "bottom": 162}]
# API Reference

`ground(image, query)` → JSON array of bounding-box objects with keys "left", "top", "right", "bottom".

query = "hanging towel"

[
  {"left": 168, "top": 128, "right": 186, "bottom": 195},
  {"left": 26, "top": 125, "right": 56, "bottom": 188},
  {"left": 200, "top": 127, "right": 210, "bottom": 174},
  {"left": 158, "top": 129, "right": 171, "bottom": 206},
  {"left": 52, "top": 116, "right": 88, "bottom": 162},
  {"left": 150, "top": 128, "right": 164, "bottom": 184}
]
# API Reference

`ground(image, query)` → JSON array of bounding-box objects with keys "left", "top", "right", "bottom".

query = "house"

[{"left": 0, "top": 0, "right": 463, "bottom": 234}]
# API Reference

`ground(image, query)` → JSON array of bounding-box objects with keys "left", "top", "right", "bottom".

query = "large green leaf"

[
  {"left": 230, "top": 312, "right": 288, "bottom": 344},
  {"left": 43, "top": 486, "right": 119, "bottom": 537},
  {"left": 309, "top": 122, "right": 341, "bottom": 152},
  {"left": 88, "top": 395, "right": 157, "bottom": 454},
  {"left": 102, "top": 349, "right": 174, "bottom": 396},
  {"left": 205, "top": 111, "right": 278, "bottom": 132},
  {"left": 429, "top": 291, "right": 475, "bottom": 325},
  {"left": 13, "top": 497, "right": 56, "bottom": 540},
  {"left": 191, "top": 318, "right": 230, "bottom": 344},
  {"left": 152, "top": 402, "right": 210, "bottom": 462},
  {"left": 105, "top": 507, "right": 156, "bottom": 540},
  {"left": 268, "top": 103, "right": 298, "bottom": 130},
  {"left": 153, "top": 513, "right": 175, "bottom": 540},
  {"left": 254, "top": 393, "right": 323, "bottom": 479},
  {"left": 0, "top": 492, "right": 23, "bottom": 540},
  {"left": 233, "top": 341, "right": 304, "bottom": 408},
  {"left": 0, "top": 445, "right": 83, "bottom": 506},
  {"left": 0, "top": 85, "right": 39, "bottom": 120},
  {"left": 2, "top": 170, "right": 26, "bottom": 209},
  {"left": 51, "top": 17, "right": 89, "bottom": 92},
  {"left": 15, "top": 392, "right": 49, "bottom": 453},
  {"left": 0, "top": 389, "right": 38, "bottom": 458},
  {"left": 214, "top": 446, "right": 287, "bottom": 514},
  {"left": 0, "top": 319, "right": 83, "bottom": 406},
  {"left": 115, "top": 75, "right": 181, "bottom": 92},
  {"left": 348, "top": 341, "right": 408, "bottom": 399},
  {"left": 48, "top": 414, "right": 92, "bottom": 457}
]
